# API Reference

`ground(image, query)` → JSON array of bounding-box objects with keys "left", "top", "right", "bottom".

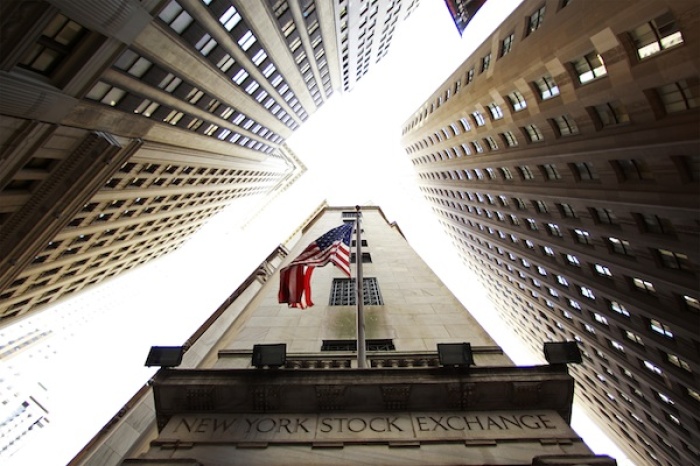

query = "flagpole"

[{"left": 355, "top": 205, "right": 366, "bottom": 368}]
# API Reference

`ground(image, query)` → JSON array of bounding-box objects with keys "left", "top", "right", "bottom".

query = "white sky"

[{"left": 2, "top": 1, "right": 633, "bottom": 465}]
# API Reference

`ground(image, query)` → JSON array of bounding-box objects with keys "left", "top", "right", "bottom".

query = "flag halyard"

[{"left": 278, "top": 223, "right": 353, "bottom": 309}]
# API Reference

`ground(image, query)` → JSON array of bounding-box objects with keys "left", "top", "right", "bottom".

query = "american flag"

[{"left": 278, "top": 223, "right": 354, "bottom": 309}]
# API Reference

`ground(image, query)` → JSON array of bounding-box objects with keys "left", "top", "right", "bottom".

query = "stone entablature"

[{"left": 151, "top": 364, "right": 575, "bottom": 432}]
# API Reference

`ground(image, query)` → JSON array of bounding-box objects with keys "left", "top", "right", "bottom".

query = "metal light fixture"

[
  {"left": 252, "top": 343, "right": 287, "bottom": 368},
  {"left": 145, "top": 346, "right": 184, "bottom": 368},
  {"left": 437, "top": 342, "right": 473, "bottom": 367},
  {"left": 543, "top": 341, "right": 582, "bottom": 365}
]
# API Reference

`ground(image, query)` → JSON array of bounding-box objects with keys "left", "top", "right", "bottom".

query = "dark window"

[
  {"left": 527, "top": 5, "right": 546, "bottom": 35},
  {"left": 635, "top": 213, "right": 673, "bottom": 235},
  {"left": 657, "top": 249, "right": 692, "bottom": 271},
  {"left": 656, "top": 80, "right": 698, "bottom": 113},
  {"left": 571, "top": 162, "right": 598, "bottom": 181},
  {"left": 557, "top": 203, "right": 577, "bottom": 218},
  {"left": 481, "top": 53, "right": 491, "bottom": 72},
  {"left": 541, "top": 164, "right": 560, "bottom": 180},
  {"left": 592, "top": 101, "right": 630, "bottom": 128},
  {"left": 613, "top": 159, "right": 653, "bottom": 181},
  {"left": 500, "top": 33, "right": 515, "bottom": 56},
  {"left": 18, "top": 14, "right": 87, "bottom": 76},
  {"left": 593, "top": 208, "right": 619, "bottom": 225},
  {"left": 321, "top": 339, "right": 395, "bottom": 351},
  {"left": 551, "top": 114, "right": 579, "bottom": 136},
  {"left": 523, "top": 125, "right": 543, "bottom": 142},
  {"left": 350, "top": 252, "right": 372, "bottom": 263}
]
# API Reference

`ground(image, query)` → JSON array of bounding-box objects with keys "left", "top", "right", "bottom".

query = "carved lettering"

[
  {"left": 463, "top": 416, "right": 484, "bottom": 430},
  {"left": 538, "top": 414, "right": 556, "bottom": 429},
  {"left": 320, "top": 417, "right": 333, "bottom": 433},
  {"left": 165, "top": 412, "right": 564, "bottom": 442},
  {"left": 295, "top": 418, "right": 310, "bottom": 433},
  {"left": 387, "top": 417, "right": 403, "bottom": 432},
  {"left": 369, "top": 417, "right": 386, "bottom": 432},
  {"left": 347, "top": 418, "right": 367, "bottom": 433},
  {"left": 213, "top": 418, "right": 236, "bottom": 432},
  {"left": 174, "top": 418, "right": 196, "bottom": 433},
  {"left": 195, "top": 418, "right": 210, "bottom": 433},
  {"left": 430, "top": 416, "right": 449, "bottom": 431},
  {"left": 446, "top": 416, "right": 464, "bottom": 431},
  {"left": 416, "top": 416, "right": 430, "bottom": 431}
]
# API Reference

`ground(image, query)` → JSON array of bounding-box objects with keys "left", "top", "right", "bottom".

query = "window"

[
  {"left": 557, "top": 203, "right": 577, "bottom": 219},
  {"left": 350, "top": 252, "right": 372, "bottom": 263},
  {"left": 642, "top": 360, "right": 663, "bottom": 377},
  {"left": 573, "top": 229, "right": 591, "bottom": 245},
  {"left": 481, "top": 53, "right": 491, "bottom": 72},
  {"left": 592, "top": 101, "right": 630, "bottom": 128},
  {"left": 524, "top": 125, "right": 544, "bottom": 142},
  {"left": 632, "top": 277, "right": 656, "bottom": 294},
  {"left": 656, "top": 80, "right": 698, "bottom": 114},
  {"left": 565, "top": 254, "right": 581, "bottom": 267},
  {"left": 484, "top": 136, "right": 499, "bottom": 151},
  {"left": 321, "top": 339, "right": 395, "bottom": 351},
  {"left": 534, "top": 75, "right": 560, "bottom": 100},
  {"left": 625, "top": 331, "right": 645, "bottom": 346},
  {"left": 533, "top": 200, "right": 548, "bottom": 213},
  {"left": 649, "top": 319, "right": 674, "bottom": 338},
  {"left": 580, "top": 286, "right": 595, "bottom": 300},
  {"left": 501, "top": 32, "right": 515, "bottom": 56},
  {"left": 472, "top": 111, "right": 486, "bottom": 126},
  {"left": 609, "top": 300, "right": 630, "bottom": 317},
  {"left": 682, "top": 295, "right": 700, "bottom": 313},
  {"left": 501, "top": 131, "right": 518, "bottom": 147},
  {"left": 571, "top": 162, "right": 598, "bottom": 181},
  {"left": 635, "top": 213, "right": 671, "bottom": 235},
  {"left": 551, "top": 114, "right": 579, "bottom": 136},
  {"left": 329, "top": 278, "right": 383, "bottom": 305},
  {"left": 500, "top": 167, "right": 513, "bottom": 180},
  {"left": 466, "top": 67, "right": 475, "bottom": 83},
  {"left": 573, "top": 52, "right": 607, "bottom": 84},
  {"left": 594, "top": 264, "right": 613, "bottom": 277},
  {"left": 593, "top": 208, "right": 618, "bottom": 226},
  {"left": 613, "top": 159, "right": 652, "bottom": 181},
  {"left": 527, "top": 5, "right": 546, "bottom": 35},
  {"left": 657, "top": 248, "right": 691, "bottom": 271},
  {"left": 607, "top": 237, "right": 632, "bottom": 256},
  {"left": 508, "top": 90, "right": 527, "bottom": 111},
  {"left": 666, "top": 353, "right": 691, "bottom": 372},
  {"left": 18, "top": 13, "right": 87, "bottom": 76},
  {"left": 547, "top": 223, "right": 562, "bottom": 237},
  {"left": 541, "top": 164, "right": 560, "bottom": 180},
  {"left": 159, "top": 1, "right": 193, "bottom": 33},
  {"left": 630, "top": 12, "right": 684, "bottom": 59},
  {"left": 219, "top": 5, "right": 242, "bottom": 31},
  {"left": 518, "top": 165, "right": 535, "bottom": 180},
  {"left": 471, "top": 140, "right": 484, "bottom": 153},
  {"left": 611, "top": 341, "right": 625, "bottom": 353},
  {"left": 487, "top": 103, "right": 504, "bottom": 120}
]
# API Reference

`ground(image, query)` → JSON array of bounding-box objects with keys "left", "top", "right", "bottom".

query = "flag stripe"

[{"left": 279, "top": 223, "right": 354, "bottom": 309}]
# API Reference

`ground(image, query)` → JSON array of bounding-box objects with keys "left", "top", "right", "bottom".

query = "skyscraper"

[
  {"left": 401, "top": 1, "right": 699, "bottom": 465},
  {"left": 72, "top": 206, "right": 612, "bottom": 465},
  {"left": 0, "top": 0, "right": 417, "bottom": 322}
]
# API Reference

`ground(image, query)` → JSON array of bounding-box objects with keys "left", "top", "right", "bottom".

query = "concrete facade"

[{"left": 400, "top": 1, "right": 700, "bottom": 465}]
